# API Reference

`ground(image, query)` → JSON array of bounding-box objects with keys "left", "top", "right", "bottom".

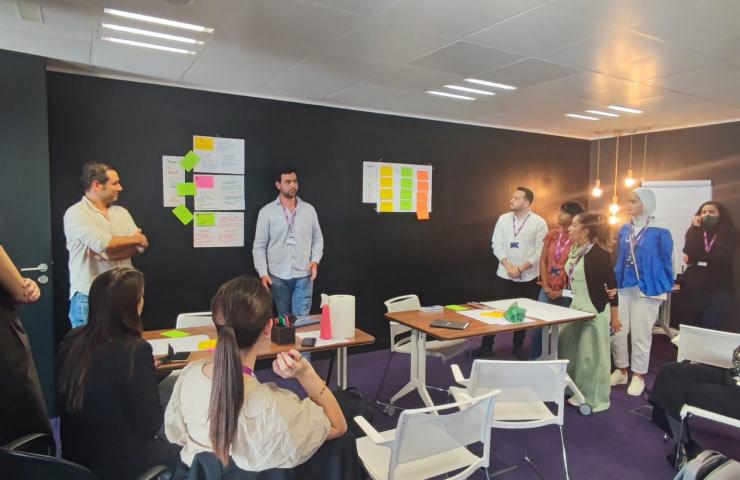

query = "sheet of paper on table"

[
  {"left": 482, "top": 298, "right": 593, "bottom": 322},
  {"left": 456, "top": 309, "right": 535, "bottom": 326},
  {"left": 147, "top": 335, "right": 211, "bottom": 356},
  {"left": 296, "top": 331, "right": 350, "bottom": 347}
]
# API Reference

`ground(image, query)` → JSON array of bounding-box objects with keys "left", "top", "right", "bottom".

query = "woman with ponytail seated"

[
  {"left": 165, "top": 275, "right": 360, "bottom": 479},
  {"left": 57, "top": 268, "right": 181, "bottom": 480}
]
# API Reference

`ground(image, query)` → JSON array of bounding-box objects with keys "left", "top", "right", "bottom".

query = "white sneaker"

[
  {"left": 627, "top": 376, "right": 645, "bottom": 396},
  {"left": 567, "top": 396, "right": 583, "bottom": 407},
  {"left": 610, "top": 369, "right": 628, "bottom": 386}
]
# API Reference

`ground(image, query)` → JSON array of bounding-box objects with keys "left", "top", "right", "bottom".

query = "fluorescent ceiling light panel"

[
  {"left": 426, "top": 90, "right": 475, "bottom": 101},
  {"left": 464, "top": 78, "right": 517, "bottom": 90},
  {"left": 444, "top": 85, "right": 495, "bottom": 95},
  {"left": 607, "top": 105, "right": 643, "bottom": 114},
  {"left": 565, "top": 113, "right": 599, "bottom": 121},
  {"left": 103, "top": 8, "right": 214, "bottom": 33},
  {"left": 586, "top": 110, "right": 619, "bottom": 117},
  {"left": 101, "top": 36, "right": 196, "bottom": 54},
  {"left": 101, "top": 23, "right": 204, "bottom": 44}
]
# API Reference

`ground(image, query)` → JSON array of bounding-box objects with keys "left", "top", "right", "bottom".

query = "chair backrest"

[
  {"left": 676, "top": 325, "right": 740, "bottom": 369},
  {"left": 388, "top": 389, "right": 499, "bottom": 480},
  {"left": 0, "top": 447, "right": 96, "bottom": 480},
  {"left": 176, "top": 311, "right": 213, "bottom": 329},
  {"left": 384, "top": 295, "right": 421, "bottom": 345},
  {"left": 468, "top": 359, "right": 568, "bottom": 421}
]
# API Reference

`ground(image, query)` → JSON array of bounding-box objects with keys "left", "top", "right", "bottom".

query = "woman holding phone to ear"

[
  {"left": 610, "top": 188, "right": 674, "bottom": 397},
  {"left": 681, "top": 201, "right": 739, "bottom": 331}
]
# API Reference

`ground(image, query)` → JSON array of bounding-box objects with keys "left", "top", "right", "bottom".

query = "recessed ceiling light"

[
  {"left": 565, "top": 113, "right": 599, "bottom": 121},
  {"left": 444, "top": 85, "right": 495, "bottom": 96},
  {"left": 101, "top": 23, "right": 204, "bottom": 44},
  {"left": 101, "top": 36, "right": 196, "bottom": 54},
  {"left": 586, "top": 110, "right": 619, "bottom": 118},
  {"left": 426, "top": 90, "right": 475, "bottom": 101},
  {"left": 103, "top": 8, "right": 214, "bottom": 33},
  {"left": 607, "top": 105, "right": 643, "bottom": 114},
  {"left": 464, "top": 78, "right": 517, "bottom": 90}
]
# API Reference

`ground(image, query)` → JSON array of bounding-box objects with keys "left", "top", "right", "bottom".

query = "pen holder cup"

[{"left": 271, "top": 325, "right": 296, "bottom": 345}]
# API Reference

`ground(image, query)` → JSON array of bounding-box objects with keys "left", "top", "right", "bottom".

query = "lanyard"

[
  {"left": 553, "top": 231, "right": 571, "bottom": 263},
  {"left": 629, "top": 216, "right": 652, "bottom": 250},
  {"left": 567, "top": 243, "right": 593, "bottom": 289},
  {"left": 242, "top": 365, "right": 255, "bottom": 377},
  {"left": 512, "top": 213, "right": 531, "bottom": 238},
  {"left": 282, "top": 203, "right": 299, "bottom": 231},
  {"left": 703, "top": 231, "right": 717, "bottom": 253}
]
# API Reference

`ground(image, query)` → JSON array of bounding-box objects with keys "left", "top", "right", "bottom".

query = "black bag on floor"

[
  {"left": 332, "top": 387, "right": 374, "bottom": 438},
  {"left": 674, "top": 450, "right": 740, "bottom": 480}
]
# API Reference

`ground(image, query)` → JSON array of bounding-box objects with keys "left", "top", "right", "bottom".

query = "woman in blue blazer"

[{"left": 610, "top": 188, "right": 674, "bottom": 396}]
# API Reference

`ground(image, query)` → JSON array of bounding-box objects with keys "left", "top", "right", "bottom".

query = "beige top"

[
  {"left": 63, "top": 196, "right": 138, "bottom": 298},
  {"left": 165, "top": 361, "right": 331, "bottom": 471}
]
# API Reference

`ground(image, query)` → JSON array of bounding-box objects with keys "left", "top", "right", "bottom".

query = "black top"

[
  {"left": 582, "top": 244, "right": 619, "bottom": 312},
  {"left": 58, "top": 331, "right": 171, "bottom": 480},
  {"left": 682, "top": 226, "right": 738, "bottom": 294}
]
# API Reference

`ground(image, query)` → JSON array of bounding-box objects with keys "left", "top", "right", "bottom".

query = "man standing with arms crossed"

[
  {"left": 253, "top": 167, "right": 324, "bottom": 318},
  {"left": 63, "top": 162, "right": 148, "bottom": 327},
  {"left": 473, "top": 186, "right": 547, "bottom": 359}
]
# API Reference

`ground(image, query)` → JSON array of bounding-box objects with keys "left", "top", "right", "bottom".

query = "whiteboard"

[{"left": 641, "top": 180, "right": 712, "bottom": 274}]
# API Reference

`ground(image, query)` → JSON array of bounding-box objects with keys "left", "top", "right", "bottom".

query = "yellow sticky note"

[
  {"left": 380, "top": 189, "right": 394, "bottom": 200},
  {"left": 380, "top": 177, "right": 393, "bottom": 188},
  {"left": 380, "top": 166, "right": 393, "bottom": 177},
  {"left": 481, "top": 311, "right": 505, "bottom": 318},
  {"left": 379, "top": 202, "right": 394, "bottom": 212},
  {"left": 198, "top": 339, "right": 217, "bottom": 350},
  {"left": 194, "top": 136, "right": 215, "bottom": 151}
]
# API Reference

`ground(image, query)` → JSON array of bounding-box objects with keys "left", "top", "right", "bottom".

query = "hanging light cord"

[
  {"left": 629, "top": 135, "right": 633, "bottom": 171},
  {"left": 596, "top": 139, "right": 601, "bottom": 178},
  {"left": 613, "top": 135, "right": 620, "bottom": 194},
  {"left": 642, "top": 133, "right": 648, "bottom": 180}
]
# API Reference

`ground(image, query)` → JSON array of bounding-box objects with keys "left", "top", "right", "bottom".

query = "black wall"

[{"left": 48, "top": 72, "right": 590, "bottom": 345}]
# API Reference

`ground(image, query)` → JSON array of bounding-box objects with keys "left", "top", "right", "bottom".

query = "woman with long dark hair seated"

[
  {"left": 165, "top": 275, "right": 361, "bottom": 478},
  {"left": 58, "top": 268, "right": 181, "bottom": 479}
]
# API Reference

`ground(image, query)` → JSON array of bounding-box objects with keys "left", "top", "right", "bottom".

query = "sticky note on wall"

[
  {"left": 401, "top": 167, "right": 413, "bottom": 177},
  {"left": 379, "top": 202, "right": 394, "bottom": 212},
  {"left": 380, "top": 166, "right": 393, "bottom": 177},
  {"left": 380, "top": 177, "right": 393, "bottom": 188},
  {"left": 380, "top": 189, "right": 394, "bottom": 200},
  {"left": 195, "top": 212, "right": 216, "bottom": 226},
  {"left": 194, "top": 175, "right": 214, "bottom": 188},
  {"left": 194, "top": 136, "right": 215, "bottom": 151},
  {"left": 417, "top": 170, "right": 429, "bottom": 181},
  {"left": 180, "top": 150, "right": 201, "bottom": 172},
  {"left": 177, "top": 182, "right": 196, "bottom": 196},
  {"left": 172, "top": 205, "right": 194, "bottom": 225}
]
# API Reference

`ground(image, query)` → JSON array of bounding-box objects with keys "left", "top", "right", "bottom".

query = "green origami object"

[{"left": 504, "top": 302, "right": 527, "bottom": 323}]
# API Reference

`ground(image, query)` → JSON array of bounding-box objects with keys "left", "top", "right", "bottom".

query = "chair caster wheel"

[
  {"left": 384, "top": 405, "right": 397, "bottom": 416},
  {"left": 579, "top": 404, "right": 592, "bottom": 416}
]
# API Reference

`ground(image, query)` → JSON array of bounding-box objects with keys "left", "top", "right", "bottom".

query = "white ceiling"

[{"left": 2, "top": 0, "right": 739, "bottom": 139}]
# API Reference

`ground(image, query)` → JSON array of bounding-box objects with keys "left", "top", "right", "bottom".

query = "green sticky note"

[
  {"left": 445, "top": 304, "right": 469, "bottom": 311},
  {"left": 400, "top": 199, "right": 413, "bottom": 211},
  {"left": 400, "top": 189, "right": 413, "bottom": 200},
  {"left": 172, "top": 204, "right": 194, "bottom": 225},
  {"left": 401, "top": 167, "right": 413, "bottom": 178},
  {"left": 161, "top": 329, "right": 191, "bottom": 338},
  {"left": 180, "top": 150, "right": 201, "bottom": 172},
  {"left": 195, "top": 212, "right": 216, "bottom": 226},
  {"left": 401, "top": 178, "right": 413, "bottom": 189},
  {"left": 177, "top": 182, "right": 196, "bottom": 196}
]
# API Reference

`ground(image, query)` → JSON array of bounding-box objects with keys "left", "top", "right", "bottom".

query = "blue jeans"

[
  {"left": 270, "top": 275, "right": 313, "bottom": 317},
  {"left": 68, "top": 292, "right": 89, "bottom": 328},
  {"left": 530, "top": 288, "right": 572, "bottom": 359}
]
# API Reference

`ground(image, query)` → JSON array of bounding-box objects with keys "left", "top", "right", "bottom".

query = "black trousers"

[
  {"left": 684, "top": 287, "right": 734, "bottom": 331},
  {"left": 480, "top": 276, "right": 540, "bottom": 350},
  {"left": 650, "top": 361, "right": 740, "bottom": 445}
]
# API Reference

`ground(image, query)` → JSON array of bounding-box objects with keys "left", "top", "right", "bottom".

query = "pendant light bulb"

[
  {"left": 608, "top": 214, "right": 619, "bottom": 225},
  {"left": 591, "top": 179, "right": 603, "bottom": 197},
  {"left": 608, "top": 195, "right": 620, "bottom": 215},
  {"left": 624, "top": 169, "right": 636, "bottom": 187}
]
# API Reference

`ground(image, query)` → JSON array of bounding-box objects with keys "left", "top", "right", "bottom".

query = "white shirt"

[
  {"left": 63, "top": 196, "right": 138, "bottom": 298},
  {"left": 491, "top": 211, "right": 548, "bottom": 282},
  {"left": 165, "top": 361, "right": 331, "bottom": 471}
]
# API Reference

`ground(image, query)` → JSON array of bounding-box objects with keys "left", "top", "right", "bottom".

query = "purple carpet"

[{"left": 258, "top": 333, "right": 739, "bottom": 480}]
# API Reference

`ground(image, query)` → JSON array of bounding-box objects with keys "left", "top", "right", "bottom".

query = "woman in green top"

[{"left": 558, "top": 212, "right": 621, "bottom": 413}]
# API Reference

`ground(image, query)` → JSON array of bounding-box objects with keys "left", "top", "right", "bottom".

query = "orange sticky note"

[
  {"left": 417, "top": 170, "right": 429, "bottom": 181},
  {"left": 417, "top": 181, "right": 429, "bottom": 192},
  {"left": 194, "top": 136, "right": 215, "bottom": 151},
  {"left": 417, "top": 204, "right": 429, "bottom": 220},
  {"left": 379, "top": 202, "right": 394, "bottom": 212},
  {"left": 417, "top": 192, "right": 429, "bottom": 206}
]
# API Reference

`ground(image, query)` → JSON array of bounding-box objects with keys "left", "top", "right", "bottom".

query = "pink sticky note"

[{"left": 195, "top": 175, "right": 214, "bottom": 188}]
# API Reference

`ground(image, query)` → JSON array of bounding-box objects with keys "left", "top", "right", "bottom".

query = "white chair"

[
  {"left": 175, "top": 311, "right": 212, "bottom": 329},
  {"left": 376, "top": 294, "right": 469, "bottom": 411},
  {"left": 673, "top": 325, "right": 740, "bottom": 466},
  {"left": 450, "top": 359, "right": 570, "bottom": 480},
  {"left": 354, "top": 389, "right": 500, "bottom": 480}
]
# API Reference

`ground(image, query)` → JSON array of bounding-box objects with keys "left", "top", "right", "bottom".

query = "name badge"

[
  {"left": 562, "top": 289, "right": 574, "bottom": 298},
  {"left": 510, "top": 242, "right": 520, "bottom": 249},
  {"left": 697, "top": 261, "right": 708, "bottom": 267},
  {"left": 286, "top": 235, "right": 297, "bottom": 246}
]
